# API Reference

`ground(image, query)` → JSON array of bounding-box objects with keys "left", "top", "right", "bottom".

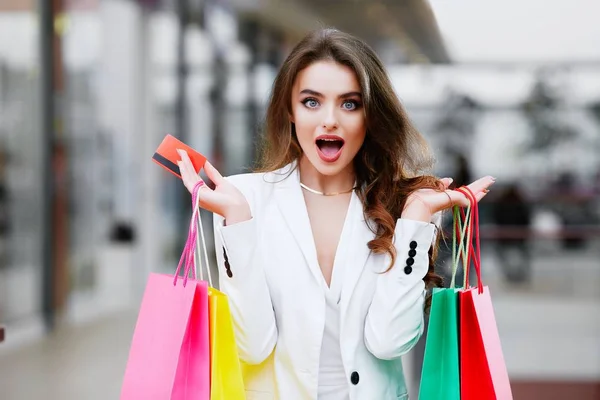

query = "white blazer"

[{"left": 213, "top": 163, "right": 436, "bottom": 400}]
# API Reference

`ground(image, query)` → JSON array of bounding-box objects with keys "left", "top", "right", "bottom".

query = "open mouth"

[{"left": 316, "top": 135, "right": 345, "bottom": 162}]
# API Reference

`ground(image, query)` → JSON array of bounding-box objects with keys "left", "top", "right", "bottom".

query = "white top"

[
  {"left": 318, "top": 286, "right": 350, "bottom": 399},
  {"left": 317, "top": 203, "right": 353, "bottom": 400}
]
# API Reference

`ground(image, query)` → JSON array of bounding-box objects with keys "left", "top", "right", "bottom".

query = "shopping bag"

[
  {"left": 121, "top": 182, "right": 210, "bottom": 400},
  {"left": 418, "top": 204, "right": 472, "bottom": 400},
  {"left": 191, "top": 186, "right": 246, "bottom": 400},
  {"left": 120, "top": 275, "right": 209, "bottom": 400},
  {"left": 418, "top": 288, "right": 460, "bottom": 400},
  {"left": 208, "top": 288, "right": 246, "bottom": 399},
  {"left": 457, "top": 187, "right": 513, "bottom": 400}
]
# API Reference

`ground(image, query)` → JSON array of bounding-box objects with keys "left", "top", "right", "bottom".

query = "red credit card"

[{"left": 152, "top": 134, "right": 207, "bottom": 178}]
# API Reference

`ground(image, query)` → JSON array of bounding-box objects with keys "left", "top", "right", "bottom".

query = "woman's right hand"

[{"left": 177, "top": 149, "right": 252, "bottom": 225}]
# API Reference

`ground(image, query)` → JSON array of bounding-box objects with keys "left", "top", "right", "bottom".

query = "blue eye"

[
  {"left": 302, "top": 98, "right": 319, "bottom": 108},
  {"left": 342, "top": 100, "right": 359, "bottom": 111}
]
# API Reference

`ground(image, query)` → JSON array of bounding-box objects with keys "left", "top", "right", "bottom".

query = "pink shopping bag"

[
  {"left": 121, "top": 183, "right": 210, "bottom": 399},
  {"left": 121, "top": 275, "right": 209, "bottom": 399}
]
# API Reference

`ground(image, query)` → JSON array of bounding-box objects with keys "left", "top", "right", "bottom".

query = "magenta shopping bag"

[{"left": 121, "top": 183, "right": 210, "bottom": 399}]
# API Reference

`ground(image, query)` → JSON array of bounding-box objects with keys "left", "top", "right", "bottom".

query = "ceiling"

[{"left": 231, "top": 0, "right": 451, "bottom": 64}]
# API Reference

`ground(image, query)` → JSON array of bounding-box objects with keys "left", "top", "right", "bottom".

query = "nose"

[{"left": 322, "top": 106, "right": 338, "bottom": 130}]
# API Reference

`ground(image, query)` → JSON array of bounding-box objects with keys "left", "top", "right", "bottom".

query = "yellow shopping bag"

[
  {"left": 208, "top": 287, "right": 246, "bottom": 400},
  {"left": 190, "top": 186, "right": 246, "bottom": 400}
]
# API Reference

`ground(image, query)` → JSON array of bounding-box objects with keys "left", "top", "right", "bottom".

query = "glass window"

[{"left": 0, "top": 1, "right": 43, "bottom": 324}]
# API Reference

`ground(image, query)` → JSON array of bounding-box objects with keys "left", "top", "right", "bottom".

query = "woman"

[{"left": 177, "top": 29, "right": 494, "bottom": 400}]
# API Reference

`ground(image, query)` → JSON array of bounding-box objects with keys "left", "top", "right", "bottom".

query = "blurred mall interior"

[{"left": 0, "top": 0, "right": 599, "bottom": 399}]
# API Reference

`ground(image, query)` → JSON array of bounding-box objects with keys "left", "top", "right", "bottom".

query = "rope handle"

[
  {"left": 172, "top": 181, "right": 213, "bottom": 287},
  {"left": 456, "top": 186, "right": 483, "bottom": 293},
  {"left": 450, "top": 203, "right": 471, "bottom": 288}
]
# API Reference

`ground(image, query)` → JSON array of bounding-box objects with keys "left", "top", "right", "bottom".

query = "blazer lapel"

[
  {"left": 340, "top": 190, "right": 374, "bottom": 320},
  {"left": 271, "top": 164, "right": 323, "bottom": 286}
]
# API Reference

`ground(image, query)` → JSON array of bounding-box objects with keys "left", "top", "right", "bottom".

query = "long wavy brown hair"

[{"left": 255, "top": 28, "right": 444, "bottom": 307}]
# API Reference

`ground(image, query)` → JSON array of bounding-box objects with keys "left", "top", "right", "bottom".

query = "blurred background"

[{"left": 0, "top": 0, "right": 599, "bottom": 399}]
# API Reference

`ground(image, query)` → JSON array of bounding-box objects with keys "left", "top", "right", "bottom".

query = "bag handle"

[
  {"left": 191, "top": 184, "right": 213, "bottom": 287},
  {"left": 172, "top": 198, "right": 198, "bottom": 286},
  {"left": 450, "top": 202, "right": 471, "bottom": 288},
  {"left": 455, "top": 196, "right": 475, "bottom": 289},
  {"left": 172, "top": 181, "right": 213, "bottom": 288},
  {"left": 456, "top": 186, "right": 483, "bottom": 293}
]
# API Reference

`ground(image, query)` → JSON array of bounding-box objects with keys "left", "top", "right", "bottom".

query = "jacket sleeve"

[
  {"left": 213, "top": 195, "right": 278, "bottom": 365},
  {"left": 364, "top": 218, "right": 436, "bottom": 360}
]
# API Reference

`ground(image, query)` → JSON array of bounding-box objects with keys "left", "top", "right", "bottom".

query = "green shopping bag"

[{"left": 418, "top": 205, "right": 472, "bottom": 400}]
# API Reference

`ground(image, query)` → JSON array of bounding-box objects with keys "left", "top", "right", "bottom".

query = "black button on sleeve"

[
  {"left": 406, "top": 257, "right": 415, "bottom": 266},
  {"left": 409, "top": 241, "right": 418, "bottom": 249},
  {"left": 404, "top": 266, "right": 413, "bottom": 274},
  {"left": 222, "top": 247, "right": 233, "bottom": 277},
  {"left": 408, "top": 249, "right": 416, "bottom": 257},
  {"left": 350, "top": 371, "right": 359, "bottom": 385}
]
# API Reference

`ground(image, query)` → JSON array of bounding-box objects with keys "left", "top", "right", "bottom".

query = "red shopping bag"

[
  {"left": 456, "top": 187, "right": 513, "bottom": 400},
  {"left": 121, "top": 184, "right": 210, "bottom": 400}
]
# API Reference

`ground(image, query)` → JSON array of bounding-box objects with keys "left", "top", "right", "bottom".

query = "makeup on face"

[{"left": 291, "top": 61, "right": 367, "bottom": 176}]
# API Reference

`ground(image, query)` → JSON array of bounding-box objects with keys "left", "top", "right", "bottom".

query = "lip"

[{"left": 315, "top": 134, "right": 345, "bottom": 163}]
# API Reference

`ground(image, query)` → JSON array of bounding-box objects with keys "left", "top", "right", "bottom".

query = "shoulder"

[
  {"left": 225, "top": 171, "right": 264, "bottom": 190},
  {"left": 225, "top": 163, "right": 296, "bottom": 205}
]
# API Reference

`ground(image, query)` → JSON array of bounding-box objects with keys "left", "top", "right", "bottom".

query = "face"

[{"left": 291, "top": 61, "right": 367, "bottom": 176}]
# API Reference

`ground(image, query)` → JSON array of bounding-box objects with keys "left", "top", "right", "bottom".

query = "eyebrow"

[{"left": 299, "top": 89, "right": 362, "bottom": 99}]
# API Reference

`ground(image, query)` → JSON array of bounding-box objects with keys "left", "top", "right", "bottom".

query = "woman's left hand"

[{"left": 401, "top": 176, "right": 496, "bottom": 222}]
